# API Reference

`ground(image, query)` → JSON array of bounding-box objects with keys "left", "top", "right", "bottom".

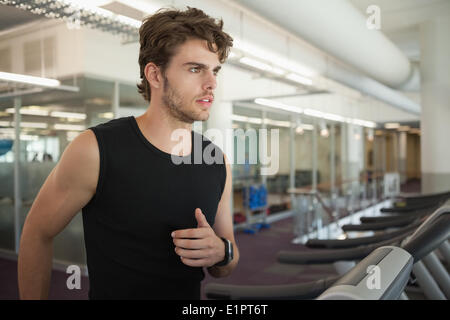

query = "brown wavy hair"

[{"left": 137, "top": 7, "right": 233, "bottom": 102}]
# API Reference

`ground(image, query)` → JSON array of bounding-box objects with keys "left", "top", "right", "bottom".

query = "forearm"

[
  {"left": 18, "top": 230, "right": 54, "bottom": 300},
  {"left": 207, "top": 246, "right": 239, "bottom": 278}
]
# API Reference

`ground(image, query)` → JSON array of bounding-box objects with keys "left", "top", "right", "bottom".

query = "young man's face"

[{"left": 160, "top": 38, "right": 221, "bottom": 123}]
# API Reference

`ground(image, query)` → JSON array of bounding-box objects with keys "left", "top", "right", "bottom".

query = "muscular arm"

[{"left": 18, "top": 129, "right": 99, "bottom": 299}]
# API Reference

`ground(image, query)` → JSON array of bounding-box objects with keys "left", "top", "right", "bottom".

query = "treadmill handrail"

[
  {"left": 278, "top": 231, "right": 410, "bottom": 264},
  {"left": 306, "top": 222, "right": 420, "bottom": 249},
  {"left": 205, "top": 275, "right": 340, "bottom": 300}
]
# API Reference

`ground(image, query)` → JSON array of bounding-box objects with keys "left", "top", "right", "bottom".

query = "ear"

[{"left": 144, "top": 62, "right": 163, "bottom": 89}]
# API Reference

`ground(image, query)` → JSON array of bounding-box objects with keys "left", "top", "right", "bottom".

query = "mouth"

[{"left": 195, "top": 98, "right": 213, "bottom": 108}]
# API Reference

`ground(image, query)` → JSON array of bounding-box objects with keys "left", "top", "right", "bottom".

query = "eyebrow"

[{"left": 182, "top": 62, "right": 222, "bottom": 72}]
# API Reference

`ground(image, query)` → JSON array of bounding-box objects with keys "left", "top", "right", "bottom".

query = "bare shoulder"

[{"left": 54, "top": 129, "right": 99, "bottom": 193}]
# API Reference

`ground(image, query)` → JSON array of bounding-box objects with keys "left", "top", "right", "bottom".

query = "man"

[{"left": 18, "top": 7, "right": 239, "bottom": 300}]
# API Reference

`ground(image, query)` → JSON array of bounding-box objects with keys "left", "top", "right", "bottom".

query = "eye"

[{"left": 189, "top": 67, "right": 200, "bottom": 73}]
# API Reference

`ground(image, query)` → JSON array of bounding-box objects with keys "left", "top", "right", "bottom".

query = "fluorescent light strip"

[
  {"left": 114, "top": 0, "right": 159, "bottom": 14},
  {"left": 6, "top": 108, "right": 49, "bottom": 116},
  {"left": 255, "top": 99, "right": 375, "bottom": 128},
  {"left": 0, "top": 71, "right": 60, "bottom": 87},
  {"left": 285, "top": 73, "right": 313, "bottom": 86},
  {"left": 232, "top": 115, "right": 301, "bottom": 128},
  {"left": 0, "top": 133, "right": 39, "bottom": 141},
  {"left": 231, "top": 114, "right": 263, "bottom": 124},
  {"left": 1, "top": 121, "right": 48, "bottom": 129},
  {"left": 50, "top": 111, "right": 86, "bottom": 120},
  {"left": 233, "top": 39, "right": 316, "bottom": 77},
  {"left": 98, "top": 112, "right": 114, "bottom": 119},
  {"left": 54, "top": 124, "right": 86, "bottom": 131},
  {"left": 63, "top": 0, "right": 142, "bottom": 28},
  {"left": 352, "top": 119, "right": 376, "bottom": 128},
  {"left": 254, "top": 98, "right": 303, "bottom": 114},
  {"left": 263, "top": 119, "right": 291, "bottom": 127},
  {"left": 385, "top": 122, "right": 400, "bottom": 129},
  {"left": 239, "top": 57, "right": 285, "bottom": 75},
  {"left": 21, "top": 122, "right": 48, "bottom": 129}
]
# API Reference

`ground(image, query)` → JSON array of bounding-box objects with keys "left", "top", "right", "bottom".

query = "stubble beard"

[{"left": 161, "top": 75, "right": 209, "bottom": 124}]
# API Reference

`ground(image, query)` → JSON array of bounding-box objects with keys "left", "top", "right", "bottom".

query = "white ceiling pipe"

[
  {"left": 236, "top": 0, "right": 417, "bottom": 90},
  {"left": 326, "top": 58, "right": 421, "bottom": 115}
]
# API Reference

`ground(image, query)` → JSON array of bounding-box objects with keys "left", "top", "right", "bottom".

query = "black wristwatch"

[{"left": 215, "top": 237, "right": 234, "bottom": 267}]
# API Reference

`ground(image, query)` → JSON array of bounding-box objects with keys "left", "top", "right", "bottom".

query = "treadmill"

[{"left": 205, "top": 203, "right": 450, "bottom": 300}]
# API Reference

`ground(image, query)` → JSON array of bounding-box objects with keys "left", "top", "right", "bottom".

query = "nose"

[{"left": 202, "top": 71, "right": 217, "bottom": 91}]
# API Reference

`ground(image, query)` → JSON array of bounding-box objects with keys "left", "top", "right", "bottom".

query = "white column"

[
  {"left": 312, "top": 119, "right": 318, "bottom": 191},
  {"left": 205, "top": 103, "right": 233, "bottom": 162},
  {"left": 206, "top": 74, "right": 234, "bottom": 210},
  {"left": 398, "top": 131, "right": 407, "bottom": 184},
  {"left": 112, "top": 81, "right": 119, "bottom": 119},
  {"left": 420, "top": 14, "right": 450, "bottom": 193}
]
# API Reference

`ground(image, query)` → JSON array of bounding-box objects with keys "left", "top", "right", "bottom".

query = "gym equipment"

[
  {"left": 317, "top": 246, "right": 413, "bottom": 300},
  {"left": 204, "top": 202, "right": 450, "bottom": 300}
]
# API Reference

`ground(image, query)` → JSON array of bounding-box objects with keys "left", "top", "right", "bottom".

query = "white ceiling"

[
  {"left": 349, "top": 0, "right": 450, "bottom": 32},
  {"left": 349, "top": 0, "right": 450, "bottom": 62}
]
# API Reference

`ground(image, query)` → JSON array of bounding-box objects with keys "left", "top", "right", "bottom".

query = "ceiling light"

[
  {"left": 98, "top": 112, "right": 114, "bottom": 119},
  {"left": 50, "top": 111, "right": 86, "bottom": 120},
  {"left": 54, "top": 124, "right": 86, "bottom": 131},
  {"left": 254, "top": 98, "right": 303, "bottom": 114},
  {"left": 254, "top": 99, "right": 376, "bottom": 128},
  {"left": 385, "top": 122, "right": 400, "bottom": 129},
  {"left": 239, "top": 57, "right": 284, "bottom": 75},
  {"left": 8, "top": 122, "right": 48, "bottom": 129},
  {"left": 64, "top": 0, "right": 142, "bottom": 28},
  {"left": 263, "top": 119, "right": 291, "bottom": 127},
  {"left": 113, "top": 0, "right": 160, "bottom": 14},
  {"left": 352, "top": 119, "right": 376, "bottom": 128},
  {"left": 247, "top": 117, "right": 263, "bottom": 125},
  {"left": 0, "top": 71, "right": 60, "bottom": 87},
  {"left": 20, "top": 135, "right": 39, "bottom": 141},
  {"left": 233, "top": 39, "right": 316, "bottom": 77},
  {"left": 285, "top": 73, "right": 313, "bottom": 86},
  {"left": 0, "top": 121, "right": 48, "bottom": 129},
  {"left": 6, "top": 107, "right": 49, "bottom": 116}
]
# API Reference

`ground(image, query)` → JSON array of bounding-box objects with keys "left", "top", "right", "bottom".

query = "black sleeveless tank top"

[{"left": 81, "top": 116, "right": 226, "bottom": 299}]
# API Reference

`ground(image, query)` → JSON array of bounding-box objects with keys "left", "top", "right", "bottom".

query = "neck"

[{"left": 136, "top": 101, "right": 193, "bottom": 156}]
